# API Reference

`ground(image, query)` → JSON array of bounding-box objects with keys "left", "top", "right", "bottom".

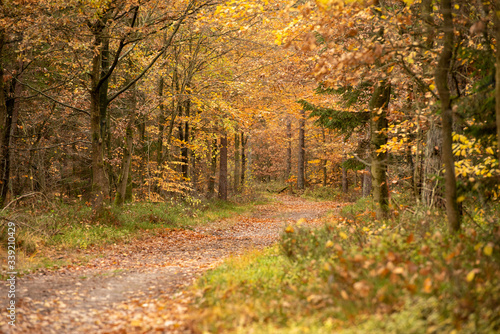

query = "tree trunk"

[
  {"left": 90, "top": 30, "right": 109, "bottom": 211},
  {"left": 362, "top": 126, "right": 372, "bottom": 197},
  {"left": 286, "top": 116, "right": 292, "bottom": 180},
  {"left": 414, "top": 110, "right": 423, "bottom": 199},
  {"left": 115, "top": 71, "right": 136, "bottom": 205},
  {"left": 322, "top": 128, "right": 327, "bottom": 187},
  {"left": 369, "top": 81, "right": 391, "bottom": 219},
  {"left": 181, "top": 99, "right": 190, "bottom": 179},
  {"left": 241, "top": 132, "right": 246, "bottom": 189},
  {"left": 495, "top": 6, "right": 500, "bottom": 164},
  {"left": 234, "top": 132, "right": 241, "bottom": 192},
  {"left": 297, "top": 109, "right": 306, "bottom": 189},
  {"left": 0, "top": 31, "right": 11, "bottom": 207},
  {"left": 422, "top": 118, "right": 443, "bottom": 206},
  {"left": 100, "top": 37, "right": 110, "bottom": 148},
  {"left": 192, "top": 150, "right": 198, "bottom": 192},
  {"left": 157, "top": 77, "right": 165, "bottom": 166},
  {"left": 115, "top": 118, "right": 134, "bottom": 205},
  {"left": 342, "top": 155, "right": 348, "bottom": 193},
  {"left": 435, "top": 0, "right": 460, "bottom": 231},
  {"left": 218, "top": 134, "right": 228, "bottom": 200},
  {"left": 208, "top": 138, "right": 217, "bottom": 198},
  {"left": 406, "top": 139, "right": 415, "bottom": 194},
  {"left": 362, "top": 166, "right": 372, "bottom": 197},
  {"left": 100, "top": 36, "right": 114, "bottom": 199}
]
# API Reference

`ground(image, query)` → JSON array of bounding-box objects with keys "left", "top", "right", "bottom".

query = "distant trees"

[
  {"left": 283, "top": 0, "right": 500, "bottom": 229},
  {"left": 0, "top": 0, "right": 322, "bottom": 210}
]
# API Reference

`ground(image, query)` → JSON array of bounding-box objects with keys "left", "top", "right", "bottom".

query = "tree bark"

[
  {"left": 115, "top": 70, "right": 137, "bottom": 205},
  {"left": 90, "top": 26, "right": 109, "bottom": 211},
  {"left": 157, "top": 77, "right": 165, "bottom": 166},
  {"left": 322, "top": 128, "right": 327, "bottom": 187},
  {"left": 362, "top": 126, "right": 372, "bottom": 197},
  {"left": 495, "top": 5, "right": 500, "bottom": 165},
  {"left": 208, "top": 138, "right": 217, "bottom": 198},
  {"left": 342, "top": 154, "right": 348, "bottom": 193},
  {"left": 435, "top": 0, "right": 460, "bottom": 231},
  {"left": 362, "top": 166, "right": 372, "bottom": 197},
  {"left": 297, "top": 109, "right": 306, "bottom": 189},
  {"left": 0, "top": 31, "right": 14, "bottom": 207},
  {"left": 181, "top": 99, "right": 190, "bottom": 179},
  {"left": 0, "top": 32, "right": 6, "bottom": 207},
  {"left": 241, "top": 132, "right": 246, "bottom": 189},
  {"left": 7, "top": 67, "right": 21, "bottom": 200},
  {"left": 218, "top": 134, "right": 228, "bottom": 200},
  {"left": 115, "top": 118, "right": 134, "bottom": 205},
  {"left": 286, "top": 116, "right": 292, "bottom": 180},
  {"left": 234, "top": 132, "right": 241, "bottom": 192},
  {"left": 422, "top": 118, "right": 443, "bottom": 206},
  {"left": 414, "top": 109, "right": 423, "bottom": 199},
  {"left": 369, "top": 81, "right": 391, "bottom": 219}
]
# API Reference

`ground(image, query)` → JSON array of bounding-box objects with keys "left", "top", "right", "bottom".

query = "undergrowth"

[{"left": 191, "top": 196, "right": 500, "bottom": 333}]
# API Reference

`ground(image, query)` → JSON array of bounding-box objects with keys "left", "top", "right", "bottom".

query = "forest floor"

[{"left": 0, "top": 195, "right": 343, "bottom": 333}]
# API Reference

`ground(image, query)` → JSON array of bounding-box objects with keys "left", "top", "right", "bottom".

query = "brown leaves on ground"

[{"left": 0, "top": 196, "right": 341, "bottom": 333}]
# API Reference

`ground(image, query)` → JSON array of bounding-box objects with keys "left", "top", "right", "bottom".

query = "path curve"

[{"left": 0, "top": 196, "right": 343, "bottom": 333}]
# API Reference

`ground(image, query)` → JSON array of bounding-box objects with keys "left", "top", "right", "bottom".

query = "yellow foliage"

[
  {"left": 484, "top": 243, "right": 493, "bottom": 256},
  {"left": 466, "top": 270, "right": 476, "bottom": 282},
  {"left": 297, "top": 218, "right": 307, "bottom": 225}
]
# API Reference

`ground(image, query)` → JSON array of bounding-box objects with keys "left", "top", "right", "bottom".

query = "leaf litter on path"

[{"left": 0, "top": 196, "right": 345, "bottom": 333}]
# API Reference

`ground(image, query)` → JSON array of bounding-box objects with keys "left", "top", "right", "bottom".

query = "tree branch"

[
  {"left": 14, "top": 77, "right": 90, "bottom": 116},
  {"left": 107, "top": 3, "right": 194, "bottom": 105}
]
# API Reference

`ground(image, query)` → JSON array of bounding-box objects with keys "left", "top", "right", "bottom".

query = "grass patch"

[{"left": 191, "top": 197, "right": 500, "bottom": 333}]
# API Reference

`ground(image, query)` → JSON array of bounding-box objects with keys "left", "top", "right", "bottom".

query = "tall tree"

[
  {"left": 286, "top": 116, "right": 292, "bottom": 180},
  {"left": 115, "top": 80, "right": 136, "bottom": 206},
  {"left": 208, "top": 138, "right": 218, "bottom": 198},
  {"left": 218, "top": 134, "right": 228, "bottom": 200},
  {"left": 241, "top": 132, "right": 246, "bottom": 189},
  {"left": 233, "top": 132, "right": 241, "bottom": 192},
  {"left": 0, "top": 30, "right": 10, "bottom": 206},
  {"left": 369, "top": 81, "right": 391, "bottom": 219},
  {"left": 297, "top": 108, "right": 306, "bottom": 189},
  {"left": 435, "top": 0, "right": 461, "bottom": 231},
  {"left": 495, "top": 1, "right": 500, "bottom": 164}
]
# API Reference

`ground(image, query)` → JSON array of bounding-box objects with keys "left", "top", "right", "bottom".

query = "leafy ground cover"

[{"left": 190, "top": 198, "right": 500, "bottom": 333}]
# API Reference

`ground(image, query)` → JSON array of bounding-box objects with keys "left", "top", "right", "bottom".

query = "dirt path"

[{"left": 0, "top": 196, "right": 343, "bottom": 333}]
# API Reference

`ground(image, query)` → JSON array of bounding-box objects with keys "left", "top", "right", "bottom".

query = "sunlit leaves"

[
  {"left": 483, "top": 243, "right": 493, "bottom": 256},
  {"left": 452, "top": 133, "right": 500, "bottom": 187}
]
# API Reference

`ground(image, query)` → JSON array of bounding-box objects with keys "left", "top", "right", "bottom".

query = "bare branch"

[{"left": 13, "top": 77, "right": 90, "bottom": 116}]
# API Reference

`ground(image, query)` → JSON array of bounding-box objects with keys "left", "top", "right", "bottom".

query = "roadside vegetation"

[
  {"left": 0, "top": 191, "right": 266, "bottom": 276},
  {"left": 191, "top": 193, "right": 500, "bottom": 333}
]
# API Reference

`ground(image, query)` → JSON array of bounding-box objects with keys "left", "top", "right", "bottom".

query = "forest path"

[{"left": 0, "top": 195, "right": 344, "bottom": 334}]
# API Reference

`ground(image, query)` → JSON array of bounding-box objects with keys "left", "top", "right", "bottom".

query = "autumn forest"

[{"left": 0, "top": 0, "right": 499, "bottom": 333}]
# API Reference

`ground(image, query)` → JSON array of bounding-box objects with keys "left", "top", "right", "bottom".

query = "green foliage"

[
  {"left": 298, "top": 99, "right": 369, "bottom": 139},
  {"left": 316, "top": 82, "right": 373, "bottom": 108},
  {"left": 341, "top": 157, "right": 365, "bottom": 171}
]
